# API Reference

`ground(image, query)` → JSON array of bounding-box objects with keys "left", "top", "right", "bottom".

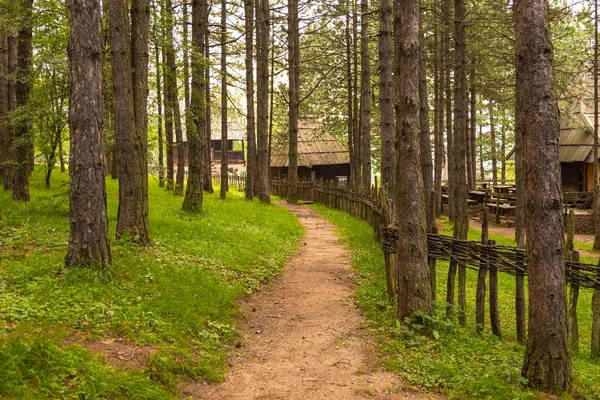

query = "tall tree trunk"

[
  {"left": 183, "top": 0, "right": 190, "bottom": 111},
  {"left": 515, "top": 0, "right": 573, "bottom": 392},
  {"left": 163, "top": 51, "right": 174, "bottom": 190},
  {"left": 220, "top": 0, "right": 229, "bottom": 199},
  {"left": 443, "top": 0, "right": 453, "bottom": 219},
  {"left": 396, "top": 0, "right": 432, "bottom": 322},
  {"left": 183, "top": 0, "right": 207, "bottom": 211},
  {"left": 479, "top": 123, "right": 485, "bottom": 180},
  {"left": 130, "top": 0, "right": 150, "bottom": 242},
  {"left": 66, "top": 0, "right": 111, "bottom": 267},
  {"left": 0, "top": 35, "right": 8, "bottom": 187},
  {"left": 346, "top": 4, "right": 355, "bottom": 189},
  {"left": 287, "top": 0, "right": 299, "bottom": 203},
  {"left": 4, "top": 33, "right": 17, "bottom": 191},
  {"left": 12, "top": 0, "right": 33, "bottom": 202},
  {"left": 360, "top": 0, "right": 371, "bottom": 191},
  {"left": 244, "top": 0, "right": 256, "bottom": 199},
  {"left": 353, "top": 0, "right": 360, "bottom": 189},
  {"left": 434, "top": 6, "right": 445, "bottom": 216},
  {"left": 420, "top": 17, "right": 434, "bottom": 234},
  {"left": 501, "top": 110, "right": 506, "bottom": 182},
  {"left": 452, "top": 0, "right": 469, "bottom": 327},
  {"left": 469, "top": 63, "right": 477, "bottom": 189},
  {"left": 109, "top": 0, "right": 150, "bottom": 244},
  {"left": 256, "top": 0, "right": 270, "bottom": 202},
  {"left": 204, "top": 30, "right": 214, "bottom": 193},
  {"left": 155, "top": 37, "right": 164, "bottom": 187},
  {"left": 379, "top": 0, "right": 395, "bottom": 197},
  {"left": 489, "top": 101, "right": 497, "bottom": 186}
]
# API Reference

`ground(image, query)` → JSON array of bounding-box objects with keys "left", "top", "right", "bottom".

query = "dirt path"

[
  {"left": 468, "top": 219, "right": 599, "bottom": 260},
  {"left": 182, "top": 203, "right": 432, "bottom": 400}
]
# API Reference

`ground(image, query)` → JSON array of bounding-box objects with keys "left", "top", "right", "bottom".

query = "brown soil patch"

[
  {"left": 182, "top": 203, "right": 438, "bottom": 400},
  {"left": 66, "top": 335, "right": 157, "bottom": 371}
]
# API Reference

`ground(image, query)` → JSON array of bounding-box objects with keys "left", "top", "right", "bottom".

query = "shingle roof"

[{"left": 270, "top": 118, "right": 350, "bottom": 167}]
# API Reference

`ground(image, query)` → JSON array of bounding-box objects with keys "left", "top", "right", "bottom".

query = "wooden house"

[
  {"left": 211, "top": 118, "right": 246, "bottom": 174},
  {"left": 270, "top": 118, "right": 350, "bottom": 181},
  {"left": 508, "top": 67, "right": 597, "bottom": 194},
  {"left": 172, "top": 117, "right": 247, "bottom": 174}
]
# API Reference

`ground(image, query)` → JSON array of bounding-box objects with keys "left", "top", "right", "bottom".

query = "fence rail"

[{"left": 272, "top": 177, "right": 600, "bottom": 351}]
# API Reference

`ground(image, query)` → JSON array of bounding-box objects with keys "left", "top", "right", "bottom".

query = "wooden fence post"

[
  {"left": 488, "top": 239, "right": 502, "bottom": 338},
  {"left": 569, "top": 251, "right": 580, "bottom": 352},
  {"left": 476, "top": 208, "right": 489, "bottom": 333}
]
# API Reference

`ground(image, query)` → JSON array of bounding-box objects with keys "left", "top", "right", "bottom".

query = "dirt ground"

[{"left": 182, "top": 203, "right": 437, "bottom": 400}]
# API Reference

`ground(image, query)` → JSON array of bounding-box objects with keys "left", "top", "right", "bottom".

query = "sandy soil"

[{"left": 182, "top": 203, "right": 436, "bottom": 400}]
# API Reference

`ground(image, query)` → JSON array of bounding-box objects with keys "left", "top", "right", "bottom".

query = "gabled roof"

[
  {"left": 211, "top": 117, "right": 246, "bottom": 141},
  {"left": 270, "top": 118, "right": 350, "bottom": 167},
  {"left": 558, "top": 100, "right": 595, "bottom": 163}
]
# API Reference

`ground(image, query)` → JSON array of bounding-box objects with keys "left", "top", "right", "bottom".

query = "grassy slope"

[
  {"left": 0, "top": 169, "right": 303, "bottom": 399},
  {"left": 311, "top": 204, "right": 600, "bottom": 400}
]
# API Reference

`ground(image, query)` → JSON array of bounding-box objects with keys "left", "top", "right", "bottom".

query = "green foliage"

[
  {"left": 310, "top": 204, "right": 600, "bottom": 399},
  {"left": 0, "top": 169, "right": 303, "bottom": 397}
]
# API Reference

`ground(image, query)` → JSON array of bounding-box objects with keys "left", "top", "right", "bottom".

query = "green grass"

[
  {"left": 0, "top": 169, "right": 303, "bottom": 398},
  {"left": 310, "top": 204, "right": 600, "bottom": 399}
]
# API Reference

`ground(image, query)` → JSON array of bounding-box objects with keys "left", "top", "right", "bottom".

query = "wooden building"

[
  {"left": 270, "top": 118, "right": 350, "bottom": 181},
  {"left": 172, "top": 117, "right": 247, "bottom": 174},
  {"left": 508, "top": 67, "right": 597, "bottom": 194}
]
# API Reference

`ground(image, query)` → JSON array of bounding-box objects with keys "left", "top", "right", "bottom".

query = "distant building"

[
  {"left": 172, "top": 117, "right": 247, "bottom": 175},
  {"left": 270, "top": 118, "right": 350, "bottom": 181}
]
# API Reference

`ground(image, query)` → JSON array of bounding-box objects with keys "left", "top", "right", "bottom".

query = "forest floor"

[{"left": 183, "top": 202, "right": 437, "bottom": 400}]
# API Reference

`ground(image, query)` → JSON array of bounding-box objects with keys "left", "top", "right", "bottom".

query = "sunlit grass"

[{"left": 0, "top": 169, "right": 303, "bottom": 398}]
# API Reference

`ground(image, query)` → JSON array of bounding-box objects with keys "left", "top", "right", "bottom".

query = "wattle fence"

[{"left": 271, "top": 177, "right": 600, "bottom": 353}]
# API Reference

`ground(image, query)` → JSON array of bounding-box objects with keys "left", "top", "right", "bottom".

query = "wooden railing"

[
  {"left": 272, "top": 177, "right": 600, "bottom": 352},
  {"left": 212, "top": 173, "right": 246, "bottom": 192}
]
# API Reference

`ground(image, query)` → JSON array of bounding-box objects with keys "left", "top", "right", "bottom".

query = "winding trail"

[{"left": 183, "top": 203, "right": 433, "bottom": 400}]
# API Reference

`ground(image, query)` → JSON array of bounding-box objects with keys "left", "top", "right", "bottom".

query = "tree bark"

[
  {"left": 443, "top": 0, "right": 453, "bottom": 219},
  {"left": 0, "top": 35, "right": 8, "bottom": 187},
  {"left": 287, "top": 0, "right": 299, "bottom": 204},
  {"left": 396, "top": 0, "right": 432, "bottom": 321},
  {"left": 108, "top": 0, "right": 150, "bottom": 244},
  {"left": 353, "top": 0, "right": 360, "bottom": 190},
  {"left": 220, "top": 0, "right": 229, "bottom": 199},
  {"left": 434, "top": 7, "right": 445, "bottom": 216},
  {"left": 163, "top": 48, "right": 174, "bottom": 190},
  {"left": 130, "top": 0, "right": 150, "bottom": 241},
  {"left": 4, "top": 33, "right": 17, "bottom": 191},
  {"left": 489, "top": 101, "right": 497, "bottom": 186},
  {"left": 204, "top": 30, "right": 214, "bottom": 193},
  {"left": 593, "top": 0, "right": 600, "bottom": 251},
  {"left": 12, "top": 0, "right": 33, "bottom": 202},
  {"left": 155, "top": 35, "right": 164, "bottom": 187},
  {"left": 256, "top": 0, "right": 270, "bottom": 202},
  {"left": 379, "top": 0, "right": 395, "bottom": 197},
  {"left": 360, "top": 0, "right": 371, "bottom": 191},
  {"left": 346, "top": 3, "right": 356, "bottom": 189},
  {"left": 469, "top": 63, "right": 477, "bottom": 189},
  {"left": 452, "top": 0, "right": 469, "bottom": 327},
  {"left": 515, "top": 0, "right": 573, "bottom": 392},
  {"left": 419, "top": 17, "right": 434, "bottom": 234},
  {"left": 244, "top": 0, "right": 256, "bottom": 199},
  {"left": 183, "top": 0, "right": 207, "bottom": 211},
  {"left": 66, "top": 0, "right": 111, "bottom": 267}
]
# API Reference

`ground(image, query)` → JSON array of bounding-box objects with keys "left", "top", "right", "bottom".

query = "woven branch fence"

[{"left": 272, "top": 177, "right": 600, "bottom": 353}]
